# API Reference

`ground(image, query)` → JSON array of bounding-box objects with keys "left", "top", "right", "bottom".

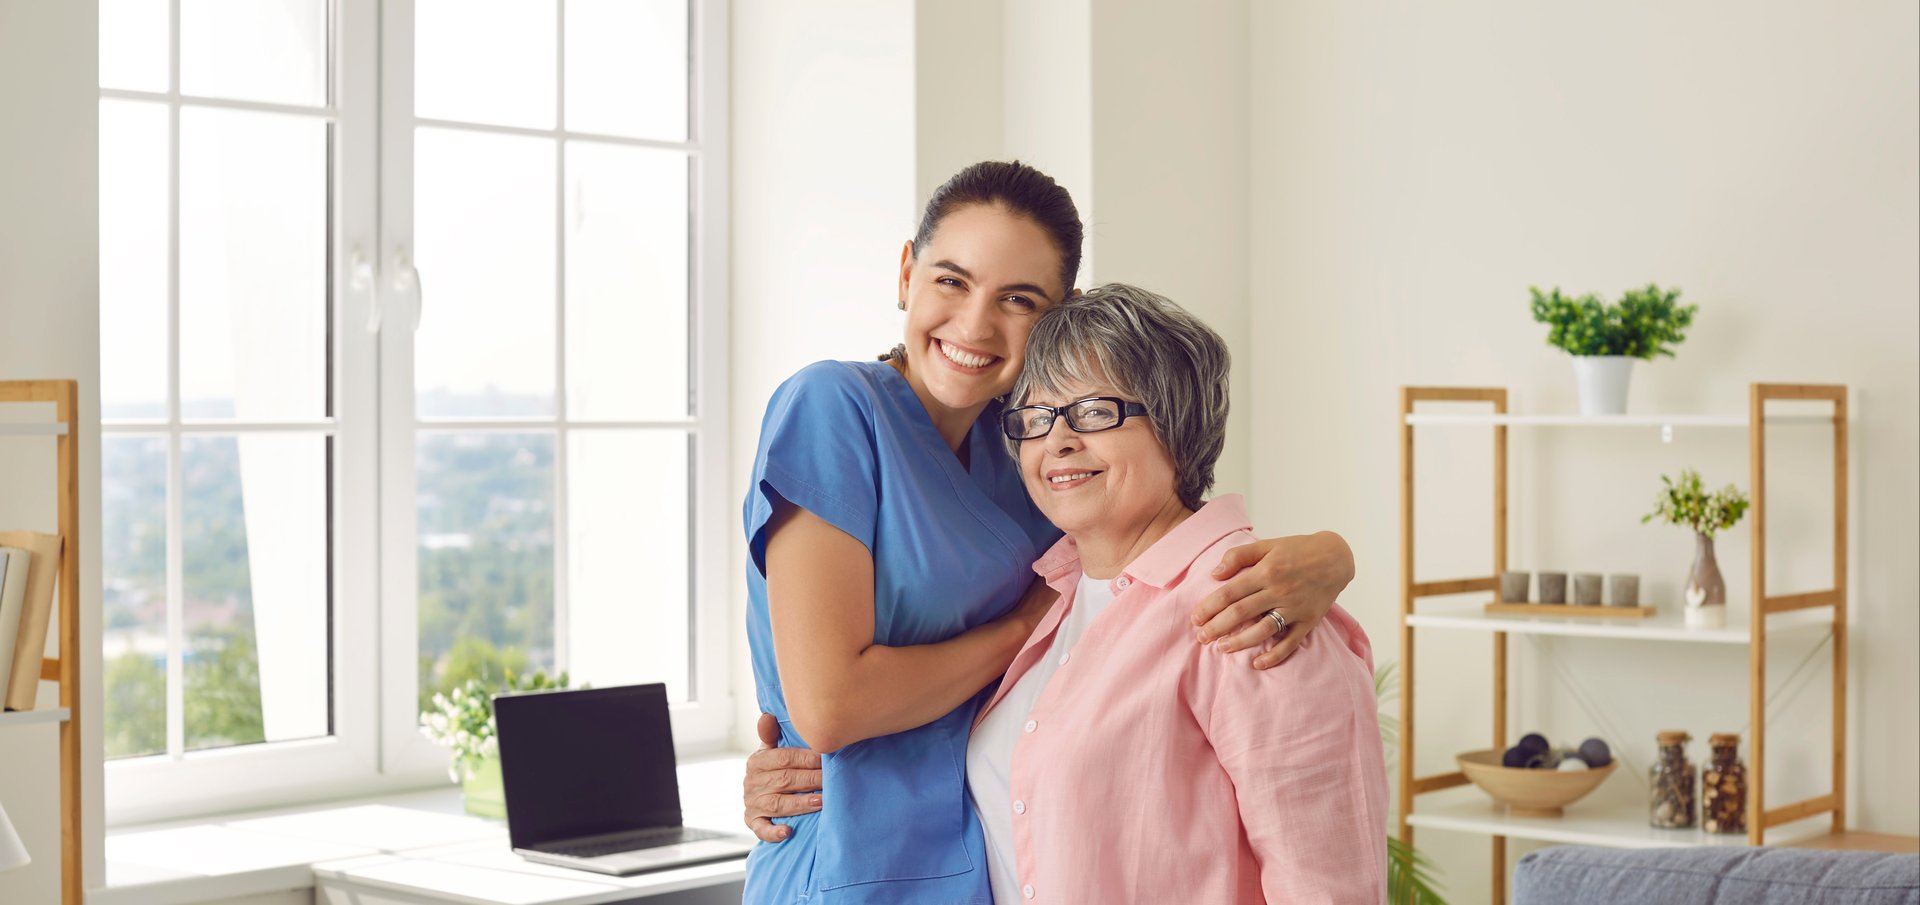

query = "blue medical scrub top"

[{"left": 743, "top": 360, "right": 1060, "bottom": 905}]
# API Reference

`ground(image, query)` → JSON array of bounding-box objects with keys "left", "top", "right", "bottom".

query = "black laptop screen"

[{"left": 494, "top": 683, "right": 683, "bottom": 849}]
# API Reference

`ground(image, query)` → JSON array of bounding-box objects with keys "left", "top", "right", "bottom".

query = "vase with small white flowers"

[{"left": 420, "top": 669, "right": 575, "bottom": 818}]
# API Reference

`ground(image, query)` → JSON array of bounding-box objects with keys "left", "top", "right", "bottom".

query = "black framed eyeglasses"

[{"left": 1001, "top": 396, "right": 1149, "bottom": 441}]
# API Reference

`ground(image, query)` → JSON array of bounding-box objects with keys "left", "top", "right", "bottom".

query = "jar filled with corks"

[
  {"left": 1702, "top": 732, "right": 1748, "bottom": 835},
  {"left": 1649, "top": 730, "right": 1697, "bottom": 829}
]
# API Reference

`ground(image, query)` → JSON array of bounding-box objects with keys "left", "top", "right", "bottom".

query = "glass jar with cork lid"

[
  {"left": 1649, "top": 730, "right": 1697, "bottom": 829},
  {"left": 1702, "top": 732, "right": 1748, "bottom": 834}
]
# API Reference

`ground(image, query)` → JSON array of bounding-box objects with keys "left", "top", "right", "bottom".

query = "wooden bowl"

[{"left": 1456, "top": 750, "right": 1617, "bottom": 817}]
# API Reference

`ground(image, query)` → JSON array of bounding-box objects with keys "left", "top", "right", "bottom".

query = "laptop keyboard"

[{"left": 548, "top": 826, "right": 730, "bottom": 859}]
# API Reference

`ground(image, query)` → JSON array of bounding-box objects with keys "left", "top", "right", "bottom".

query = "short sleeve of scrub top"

[
  {"left": 741, "top": 359, "right": 1058, "bottom": 905},
  {"left": 745, "top": 360, "right": 882, "bottom": 570}
]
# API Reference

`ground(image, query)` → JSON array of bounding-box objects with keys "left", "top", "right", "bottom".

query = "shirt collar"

[{"left": 1032, "top": 494, "right": 1254, "bottom": 591}]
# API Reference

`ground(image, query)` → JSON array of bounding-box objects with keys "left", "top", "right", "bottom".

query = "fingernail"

[
  {"left": 809, "top": 796, "right": 822, "bottom": 807},
  {"left": 1194, "top": 629, "right": 1209, "bottom": 643},
  {"left": 779, "top": 828, "right": 791, "bottom": 839}
]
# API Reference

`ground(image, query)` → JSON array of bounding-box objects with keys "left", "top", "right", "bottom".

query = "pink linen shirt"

[{"left": 972, "top": 495, "right": 1387, "bottom": 904}]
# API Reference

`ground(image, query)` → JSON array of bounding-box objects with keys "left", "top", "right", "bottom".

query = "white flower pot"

[{"left": 1570, "top": 356, "right": 1634, "bottom": 415}]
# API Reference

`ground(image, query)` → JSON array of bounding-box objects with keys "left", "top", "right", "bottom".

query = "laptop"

[{"left": 494, "top": 683, "right": 756, "bottom": 876}]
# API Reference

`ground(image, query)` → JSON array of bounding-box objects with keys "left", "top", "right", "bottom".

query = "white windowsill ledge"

[{"left": 94, "top": 754, "right": 751, "bottom": 905}]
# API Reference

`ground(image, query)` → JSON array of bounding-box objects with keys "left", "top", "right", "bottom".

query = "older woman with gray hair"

[{"left": 964, "top": 283, "right": 1387, "bottom": 904}]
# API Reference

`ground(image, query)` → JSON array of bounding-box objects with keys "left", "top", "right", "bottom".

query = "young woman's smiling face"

[
  {"left": 1015, "top": 370, "right": 1181, "bottom": 539},
  {"left": 897, "top": 204, "right": 1067, "bottom": 414}
]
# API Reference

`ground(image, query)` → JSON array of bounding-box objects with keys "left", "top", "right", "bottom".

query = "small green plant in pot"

[
  {"left": 1529, "top": 284, "right": 1697, "bottom": 415},
  {"left": 420, "top": 668, "right": 576, "bottom": 818},
  {"left": 1643, "top": 468, "right": 1749, "bottom": 629}
]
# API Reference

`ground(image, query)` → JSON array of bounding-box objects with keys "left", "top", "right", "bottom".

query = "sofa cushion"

[{"left": 1513, "top": 845, "right": 1919, "bottom": 905}]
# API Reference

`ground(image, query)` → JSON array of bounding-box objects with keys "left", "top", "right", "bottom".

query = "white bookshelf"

[
  {"left": 1406, "top": 600, "right": 1833, "bottom": 644},
  {"left": 1406, "top": 787, "right": 1827, "bottom": 851},
  {"left": 0, "top": 422, "right": 69, "bottom": 436},
  {"left": 0, "top": 379, "right": 83, "bottom": 905},
  {"left": 1397, "top": 383, "right": 1853, "bottom": 903},
  {"left": 1402, "top": 412, "right": 1831, "bottom": 428},
  {"left": 0, "top": 707, "right": 71, "bottom": 728}
]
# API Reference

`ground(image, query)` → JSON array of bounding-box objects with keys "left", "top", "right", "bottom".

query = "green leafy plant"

[
  {"left": 1529, "top": 284, "right": 1697, "bottom": 358},
  {"left": 419, "top": 668, "right": 575, "bottom": 780},
  {"left": 1377, "top": 661, "right": 1450, "bottom": 904},
  {"left": 1642, "top": 468, "right": 1749, "bottom": 538}
]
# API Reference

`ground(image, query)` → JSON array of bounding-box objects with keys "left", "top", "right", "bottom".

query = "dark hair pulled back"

[{"left": 911, "top": 160, "right": 1083, "bottom": 294}]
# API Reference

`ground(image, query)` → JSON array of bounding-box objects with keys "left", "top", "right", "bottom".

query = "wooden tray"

[{"left": 1484, "top": 601, "right": 1656, "bottom": 619}]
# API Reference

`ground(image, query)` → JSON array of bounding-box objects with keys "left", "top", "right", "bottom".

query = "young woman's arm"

[
  {"left": 765, "top": 500, "right": 1056, "bottom": 755},
  {"left": 1190, "top": 530, "right": 1355, "bottom": 668}
]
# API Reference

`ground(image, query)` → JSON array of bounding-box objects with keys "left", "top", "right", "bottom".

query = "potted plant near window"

[
  {"left": 421, "top": 668, "right": 575, "bottom": 818},
  {"left": 1643, "top": 468, "right": 1749, "bottom": 629},
  {"left": 1529, "top": 284, "right": 1697, "bottom": 415}
]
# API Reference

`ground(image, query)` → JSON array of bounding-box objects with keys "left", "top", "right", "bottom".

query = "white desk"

[
  {"left": 314, "top": 757, "right": 748, "bottom": 905},
  {"left": 102, "top": 757, "right": 750, "bottom": 905},
  {"left": 314, "top": 842, "right": 744, "bottom": 905}
]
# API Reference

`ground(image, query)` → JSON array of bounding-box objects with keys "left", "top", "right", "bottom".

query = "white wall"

[
  {"left": 727, "top": 0, "right": 920, "bottom": 742},
  {"left": 0, "top": 0, "right": 105, "bottom": 902},
  {"left": 1248, "top": 0, "right": 1919, "bottom": 899},
  {"left": 1087, "top": 0, "right": 1252, "bottom": 498}
]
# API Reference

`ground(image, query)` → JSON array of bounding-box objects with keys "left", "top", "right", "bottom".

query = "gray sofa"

[{"left": 1513, "top": 845, "right": 1919, "bottom": 905}]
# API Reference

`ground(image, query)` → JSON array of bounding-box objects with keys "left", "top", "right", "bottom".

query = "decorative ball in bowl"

[{"left": 1456, "top": 749, "right": 1617, "bottom": 817}]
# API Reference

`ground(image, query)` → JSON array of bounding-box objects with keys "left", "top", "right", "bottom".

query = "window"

[{"left": 98, "top": 0, "right": 729, "bottom": 822}]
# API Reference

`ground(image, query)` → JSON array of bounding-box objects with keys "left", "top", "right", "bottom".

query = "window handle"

[
  {"left": 391, "top": 245, "right": 423, "bottom": 331},
  {"left": 350, "top": 246, "right": 378, "bottom": 333}
]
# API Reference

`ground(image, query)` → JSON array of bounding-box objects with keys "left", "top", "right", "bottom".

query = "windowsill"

[{"left": 95, "top": 753, "right": 751, "bottom": 905}]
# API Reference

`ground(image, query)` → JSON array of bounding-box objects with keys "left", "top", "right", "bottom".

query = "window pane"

[
  {"left": 99, "top": 0, "right": 170, "bottom": 92},
  {"left": 417, "top": 433, "right": 555, "bottom": 710},
  {"left": 414, "top": 128, "right": 557, "bottom": 417},
  {"left": 183, "top": 435, "right": 330, "bottom": 752},
  {"left": 103, "top": 437, "right": 167, "bottom": 760},
  {"left": 99, "top": 99, "right": 170, "bottom": 421},
  {"left": 180, "top": 0, "right": 328, "bottom": 107},
  {"left": 564, "top": 143, "right": 688, "bottom": 420},
  {"left": 415, "top": 0, "right": 555, "bottom": 129},
  {"left": 564, "top": 0, "right": 687, "bottom": 141},
  {"left": 179, "top": 107, "right": 328, "bottom": 420},
  {"left": 565, "top": 431, "right": 687, "bottom": 700}
]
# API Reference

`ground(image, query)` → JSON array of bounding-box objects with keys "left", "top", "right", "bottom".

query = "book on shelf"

[
  {"left": 0, "top": 546, "right": 27, "bottom": 704},
  {"left": 0, "top": 531, "right": 62, "bottom": 712}
]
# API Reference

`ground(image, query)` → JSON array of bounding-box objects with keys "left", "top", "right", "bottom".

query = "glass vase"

[{"left": 460, "top": 755, "right": 508, "bottom": 819}]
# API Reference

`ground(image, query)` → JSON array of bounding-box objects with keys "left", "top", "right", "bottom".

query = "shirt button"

[
  {"left": 1023, "top": 719, "right": 1037, "bottom": 733},
  {"left": 1058, "top": 651, "right": 1069, "bottom": 665},
  {"left": 1023, "top": 884, "right": 1035, "bottom": 899},
  {"left": 1013, "top": 799, "right": 1026, "bottom": 815},
  {"left": 1116, "top": 576, "right": 1131, "bottom": 590}
]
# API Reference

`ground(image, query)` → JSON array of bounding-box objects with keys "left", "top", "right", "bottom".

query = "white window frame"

[
  {"left": 100, "top": 0, "right": 731, "bottom": 824},
  {"left": 102, "top": 0, "right": 383, "bottom": 826},
  {"left": 375, "top": 0, "right": 734, "bottom": 776}
]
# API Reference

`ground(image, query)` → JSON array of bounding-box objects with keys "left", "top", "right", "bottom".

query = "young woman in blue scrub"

[{"left": 741, "top": 162, "right": 1356, "bottom": 904}]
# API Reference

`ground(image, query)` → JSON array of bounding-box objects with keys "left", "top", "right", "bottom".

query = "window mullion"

[
  {"left": 552, "top": 0, "right": 571, "bottom": 674},
  {"left": 164, "top": 0, "right": 185, "bottom": 761}
]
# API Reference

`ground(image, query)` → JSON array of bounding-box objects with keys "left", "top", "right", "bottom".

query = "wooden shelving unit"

[
  {"left": 0, "top": 379, "right": 82, "bottom": 905},
  {"left": 1397, "top": 383, "right": 1850, "bottom": 904}
]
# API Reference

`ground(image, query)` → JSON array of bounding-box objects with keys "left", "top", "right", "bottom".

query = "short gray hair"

[{"left": 1008, "top": 283, "right": 1230, "bottom": 510}]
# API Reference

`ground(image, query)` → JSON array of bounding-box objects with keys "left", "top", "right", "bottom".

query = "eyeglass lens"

[{"left": 1006, "top": 398, "right": 1124, "bottom": 438}]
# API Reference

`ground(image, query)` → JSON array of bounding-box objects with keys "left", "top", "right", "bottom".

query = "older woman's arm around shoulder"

[{"left": 1200, "top": 608, "right": 1389, "bottom": 904}]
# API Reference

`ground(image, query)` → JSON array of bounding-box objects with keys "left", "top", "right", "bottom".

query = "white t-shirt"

[{"left": 966, "top": 572, "right": 1117, "bottom": 904}]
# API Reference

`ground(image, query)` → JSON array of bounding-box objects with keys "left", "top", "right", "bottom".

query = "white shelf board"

[
  {"left": 0, "top": 707, "right": 71, "bottom": 727},
  {"left": 0, "top": 422, "right": 69, "bottom": 436},
  {"left": 1406, "top": 600, "right": 1832, "bottom": 643},
  {"left": 1408, "top": 786, "right": 1826, "bottom": 849},
  {"left": 1402, "top": 413, "right": 1830, "bottom": 427}
]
